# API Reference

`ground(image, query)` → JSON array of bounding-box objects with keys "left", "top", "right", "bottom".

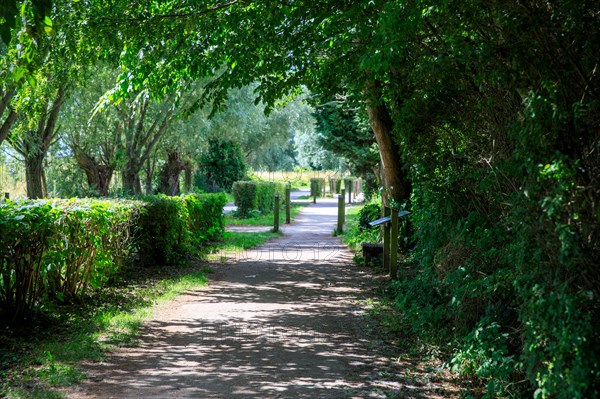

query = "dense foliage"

[
  {"left": 0, "top": 199, "right": 140, "bottom": 323},
  {"left": 313, "top": 99, "right": 380, "bottom": 198},
  {"left": 1, "top": 1, "right": 598, "bottom": 397},
  {"left": 231, "top": 180, "right": 285, "bottom": 217},
  {"left": 0, "top": 193, "right": 225, "bottom": 323},
  {"left": 198, "top": 137, "right": 247, "bottom": 192},
  {"left": 309, "top": 178, "right": 325, "bottom": 198}
]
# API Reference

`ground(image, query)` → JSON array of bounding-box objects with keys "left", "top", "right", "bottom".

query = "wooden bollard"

[
  {"left": 347, "top": 181, "right": 352, "bottom": 204},
  {"left": 4, "top": 192, "right": 9, "bottom": 200},
  {"left": 390, "top": 208, "right": 399, "bottom": 280},
  {"left": 383, "top": 206, "right": 391, "bottom": 275},
  {"left": 337, "top": 194, "right": 344, "bottom": 234},
  {"left": 285, "top": 185, "right": 291, "bottom": 224},
  {"left": 274, "top": 195, "right": 280, "bottom": 232},
  {"left": 340, "top": 189, "right": 345, "bottom": 226}
]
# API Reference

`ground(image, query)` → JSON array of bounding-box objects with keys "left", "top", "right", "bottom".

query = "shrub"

[
  {"left": 185, "top": 193, "right": 227, "bottom": 244},
  {"left": 0, "top": 199, "right": 141, "bottom": 324},
  {"left": 0, "top": 194, "right": 225, "bottom": 324},
  {"left": 358, "top": 203, "right": 381, "bottom": 231},
  {"left": 199, "top": 137, "right": 247, "bottom": 192},
  {"left": 135, "top": 195, "right": 190, "bottom": 266},
  {"left": 255, "top": 182, "right": 276, "bottom": 213},
  {"left": 232, "top": 181, "right": 285, "bottom": 216},
  {"left": 329, "top": 178, "right": 342, "bottom": 194},
  {"left": 135, "top": 193, "right": 226, "bottom": 265},
  {"left": 232, "top": 181, "right": 257, "bottom": 217},
  {"left": 310, "top": 177, "right": 325, "bottom": 197}
]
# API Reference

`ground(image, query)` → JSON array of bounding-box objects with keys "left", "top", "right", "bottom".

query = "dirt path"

[{"left": 67, "top": 198, "right": 457, "bottom": 398}]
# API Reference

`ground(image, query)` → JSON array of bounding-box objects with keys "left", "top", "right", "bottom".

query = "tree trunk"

[
  {"left": 0, "top": 88, "right": 17, "bottom": 147},
  {"left": 183, "top": 157, "right": 193, "bottom": 193},
  {"left": 74, "top": 147, "right": 113, "bottom": 196},
  {"left": 25, "top": 153, "right": 45, "bottom": 199},
  {"left": 122, "top": 167, "right": 142, "bottom": 195},
  {"left": 158, "top": 151, "right": 184, "bottom": 196},
  {"left": 16, "top": 84, "right": 66, "bottom": 199},
  {"left": 97, "top": 166, "right": 113, "bottom": 197},
  {"left": 365, "top": 79, "right": 411, "bottom": 204},
  {"left": 144, "top": 155, "right": 157, "bottom": 195}
]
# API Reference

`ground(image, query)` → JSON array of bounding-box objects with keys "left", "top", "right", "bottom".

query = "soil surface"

[{"left": 67, "top": 198, "right": 459, "bottom": 399}]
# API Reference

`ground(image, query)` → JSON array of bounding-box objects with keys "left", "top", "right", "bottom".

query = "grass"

[
  {"left": 209, "top": 231, "right": 284, "bottom": 262},
  {"left": 224, "top": 201, "right": 309, "bottom": 226}
]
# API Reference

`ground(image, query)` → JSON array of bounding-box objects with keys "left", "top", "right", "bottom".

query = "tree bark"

[
  {"left": 122, "top": 166, "right": 142, "bottom": 195},
  {"left": 17, "top": 84, "right": 67, "bottom": 199},
  {"left": 74, "top": 147, "right": 113, "bottom": 196},
  {"left": 365, "top": 79, "right": 410, "bottom": 204},
  {"left": 144, "top": 156, "right": 156, "bottom": 195},
  {"left": 25, "top": 153, "right": 45, "bottom": 199},
  {"left": 0, "top": 88, "right": 17, "bottom": 146},
  {"left": 183, "top": 157, "right": 193, "bottom": 193},
  {"left": 158, "top": 150, "right": 184, "bottom": 196}
]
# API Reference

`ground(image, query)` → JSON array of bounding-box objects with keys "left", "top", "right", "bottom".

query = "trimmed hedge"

[
  {"left": 310, "top": 178, "right": 325, "bottom": 198},
  {"left": 0, "top": 193, "right": 225, "bottom": 324},
  {"left": 186, "top": 193, "right": 227, "bottom": 243},
  {"left": 231, "top": 181, "right": 257, "bottom": 217},
  {"left": 232, "top": 181, "right": 285, "bottom": 216},
  {"left": 0, "top": 199, "right": 140, "bottom": 324}
]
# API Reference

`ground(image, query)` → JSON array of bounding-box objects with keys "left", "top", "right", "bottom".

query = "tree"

[
  {"left": 61, "top": 66, "right": 122, "bottom": 196},
  {"left": 157, "top": 149, "right": 184, "bottom": 196},
  {"left": 8, "top": 79, "right": 67, "bottom": 198},
  {"left": 115, "top": 91, "right": 177, "bottom": 195},
  {"left": 6, "top": 2, "right": 594, "bottom": 395},
  {"left": 74, "top": 1, "right": 412, "bottom": 202},
  {"left": 1, "top": 0, "right": 90, "bottom": 198},
  {"left": 312, "top": 95, "right": 380, "bottom": 191},
  {"left": 199, "top": 136, "right": 246, "bottom": 192}
]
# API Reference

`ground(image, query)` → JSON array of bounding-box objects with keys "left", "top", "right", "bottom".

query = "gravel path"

[{"left": 67, "top": 198, "right": 458, "bottom": 399}]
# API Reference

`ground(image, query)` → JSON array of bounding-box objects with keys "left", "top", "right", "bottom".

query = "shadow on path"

[{"left": 67, "top": 198, "right": 458, "bottom": 398}]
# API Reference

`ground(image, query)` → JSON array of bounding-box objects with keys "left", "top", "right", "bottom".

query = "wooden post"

[
  {"left": 340, "top": 189, "right": 345, "bottom": 225},
  {"left": 285, "top": 185, "right": 291, "bottom": 224},
  {"left": 390, "top": 208, "right": 399, "bottom": 280},
  {"left": 347, "top": 180, "right": 352, "bottom": 204},
  {"left": 337, "top": 194, "right": 344, "bottom": 234},
  {"left": 274, "top": 194, "right": 280, "bottom": 232},
  {"left": 383, "top": 206, "right": 391, "bottom": 275},
  {"left": 4, "top": 192, "right": 9, "bottom": 200}
]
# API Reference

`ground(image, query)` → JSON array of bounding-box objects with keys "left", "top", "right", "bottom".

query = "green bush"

[
  {"left": 232, "top": 181, "right": 257, "bottom": 217},
  {"left": 185, "top": 193, "right": 227, "bottom": 244},
  {"left": 0, "top": 199, "right": 141, "bottom": 324},
  {"left": 232, "top": 181, "right": 285, "bottom": 216},
  {"left": 310, "top": 177, "right": 325, "bottom": 197},
  {"left": 0, "top": 194, "right": 225, "bottom": 324},
  {"left": 328, "top": 178, "right": 342, "bottom": 194},
  {"left": 199, "top": 137, "right": 247, "bottom": 192},
  {"left": 135, "top": 195, "right": 190, "bottom": 266},
  {"left": 135, "top": 193, "right": 226, "bottom": 265},
  {"left": 255, "top": 182, "right": 276, "bottom": 213},
  {"left": 358, "top": 203, "right": 381, "bottom": 231}
]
